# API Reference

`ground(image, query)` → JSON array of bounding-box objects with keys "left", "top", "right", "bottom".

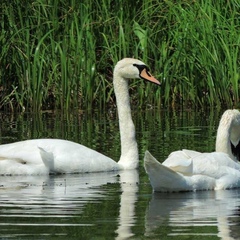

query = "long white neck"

[
  {"left": 215, "top": 117, "right": 235, "bottom": 160},
  {"left": 113, "top": 74, "right": 139, "bottom": 169}
]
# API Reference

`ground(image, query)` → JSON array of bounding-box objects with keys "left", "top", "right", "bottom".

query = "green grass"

[{"left": 0, "top": 0, "right": 239, "bottom": 111}]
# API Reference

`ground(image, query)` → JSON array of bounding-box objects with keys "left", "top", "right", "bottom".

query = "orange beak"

[{"left": 140, "top": 68, "right": 160, "bottom": 85}]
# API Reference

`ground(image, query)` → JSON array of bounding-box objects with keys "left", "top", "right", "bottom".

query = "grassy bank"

[{"left": 0, "top": 0, "right": 239, "bottom": 111}]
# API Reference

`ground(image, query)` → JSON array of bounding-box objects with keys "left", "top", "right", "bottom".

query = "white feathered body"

[
  {"left": 0, "top": 139, "right": 119, "bottom": 175},
  {"left": 145, "top": 150, "right": 240, "bottom": 192},
  {"left": 144, "top": 109, "right": 240, "bottom": 192},
  {"left": 0, "top": 58, "right": 160, "bottom": 175}
]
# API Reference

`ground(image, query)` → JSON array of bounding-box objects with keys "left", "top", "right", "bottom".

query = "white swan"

[
  {"left": 0, "top": 58, "right": 160, "bottom": 175},
  {"left": 144, "top": 109, "right": 240, "bottom": 192}
]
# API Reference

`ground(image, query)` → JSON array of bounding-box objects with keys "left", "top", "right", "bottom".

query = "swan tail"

[
  {"left": 144, "top": 151, "right": 190, "bottom": 192},
  {"left": 38, "top": 147, "right": 54, "bottom": 171}
]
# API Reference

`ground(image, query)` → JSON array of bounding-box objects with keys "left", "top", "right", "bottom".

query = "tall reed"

[{"left": 0, "top": 0, "right": 239, "bottom": 111}]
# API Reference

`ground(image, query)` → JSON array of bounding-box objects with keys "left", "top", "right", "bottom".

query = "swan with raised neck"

[
  {"left": 114, "top": 58, "right": 159, "bottom": 169},
  {"left": 0, "top": 58, "right": 160, "bottom": 175},
  {"left": 144, "top": 109, "right": 240, "bottom": 192}
]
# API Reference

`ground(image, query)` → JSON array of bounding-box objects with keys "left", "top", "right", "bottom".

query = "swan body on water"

[
  {"left": 144, "top": 109, "right": 240, "bottom": 192},
  {"left": 0, "top": 58, "right": 160, "bottom": 175}
]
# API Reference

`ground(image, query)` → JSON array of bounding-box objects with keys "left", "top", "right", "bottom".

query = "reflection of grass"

[
  {"left": 1, "top": 1, "right": 239, "bottom": 111},
  {"left": 166, "top": 129, "right": 202, "bottom": 136}
]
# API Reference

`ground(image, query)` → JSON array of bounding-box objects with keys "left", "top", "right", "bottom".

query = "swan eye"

[
  {"left": 133, "top": 63, "right": 147, "bottom": 71},
  {"left": 133, "top": 64, "right": 149, "bottom": 76}
]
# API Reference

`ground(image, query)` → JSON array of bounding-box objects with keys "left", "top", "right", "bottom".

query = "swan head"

[
  {"left": 219, "top": 110, "right": 240, "bottom": 143},
  {"left": 113, "top": 58, "right": 160, "bottom": 85},
  {"left": 220, "top": 109, "right": 240, "bottom": 124},
  {"left": 216, "top": 109, "right": 240, "bottom": 161}
]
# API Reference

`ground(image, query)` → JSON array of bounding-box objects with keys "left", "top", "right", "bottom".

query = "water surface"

[{"left": 0, "top": 109, "right": 239, "bottom": 239}]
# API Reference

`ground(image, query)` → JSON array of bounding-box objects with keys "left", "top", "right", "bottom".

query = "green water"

[{"left": 0, "top": 109, "right": 240, "bottom": 239}]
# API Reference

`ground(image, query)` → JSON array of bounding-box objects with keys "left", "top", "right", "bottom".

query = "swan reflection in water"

[
  {"left": 0, "top": 170, "right": 139, "bottom": 239},
  {"left": 145, "top": 189, "right": 240, "bottom": 239},
  {"left": 115, "top": 170, "right": 139, "bottom": 239}
]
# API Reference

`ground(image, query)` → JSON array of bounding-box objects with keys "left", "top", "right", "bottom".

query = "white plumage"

[
  {"left": 0, "top": 58, "right": 160, "bottom": 175},
  {"left": 144, "top": 109, "right": 240, "bottom": 192}
]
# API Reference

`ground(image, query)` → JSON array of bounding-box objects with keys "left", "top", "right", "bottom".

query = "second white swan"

[
  {"left": 144, "top": 109, "right": 240, "bottom": 192},
  {"left": 0, "top": 58, "right": 160, "bottom": 175}
]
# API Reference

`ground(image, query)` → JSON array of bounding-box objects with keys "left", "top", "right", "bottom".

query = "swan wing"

[
  {"left": 0, "top": 140, "right": 49, "bottom": 175},
  {"left": 192, "top": 152, "right": 240, "bottom": 176},
  {"left": 36, "top": 139, "right": 120, "bottom": 173},
  {"left": 144, "top": 151, "right": 193, "bottom": 192},
  {"left": 165, "top": 151, "right": 240, "bottom": 190},
  {"left": 192, "top": 152, "right": 240, "bottom": 190},
  {"left": 162, "top": 149, "right": 199, "bottom": 175},
  {"left": 144, "top": 151, "right": 215, "bottom": 192},
  {"left": 0, "top": 140, "right": 43, "bottom": 164}
]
